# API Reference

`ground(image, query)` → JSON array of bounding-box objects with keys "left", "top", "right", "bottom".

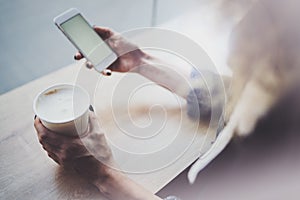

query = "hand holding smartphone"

[{"left": 54, "top": 8, "right": 117, "bottom": 73}]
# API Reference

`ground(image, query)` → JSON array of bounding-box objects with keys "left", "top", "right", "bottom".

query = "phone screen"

[{"left": 60, "top": 14, "right": 113, "bottom": 66}]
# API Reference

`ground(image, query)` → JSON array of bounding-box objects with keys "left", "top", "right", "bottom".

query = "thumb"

[
  {"left": 88, "top": 111, "right": 102, "bottom": 133},
  {"left": 107, "top": 58, "right": 120, "bottom": 72},
  {"left": 93, "top": 26, "right": 114, "bottom": 40}
]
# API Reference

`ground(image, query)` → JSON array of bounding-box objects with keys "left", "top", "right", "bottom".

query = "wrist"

[
  {"left": 94, "top": 165, "right": 162, "bottom": 200},
  {"left": 132, "top": 50, "right": 153, "bottom": 73},
  {"left": 93, "top": 166, "right": 124, "bottom": 193}
]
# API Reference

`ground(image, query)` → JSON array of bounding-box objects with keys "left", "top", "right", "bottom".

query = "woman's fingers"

[
  {"left": 73, "top": 27, "right": 119, "bottom": 72},
  {"left": 74, "top": 52, "right": 83, "bottom": 60},
  {"left": 101, "top": 69, "right": 112, "bottom": 76},
  {"left": 85, "top": 61, "right": 93, "bottom": 69},
  {"left": 34, "top": 118, "right": 69, "bottom": 146},
  {"left": 107, "top": 58, "right": 120, "bottom": 72},
  {"left": 34, "top": 117, "right": 46, "bottom": 132},
  {"left": 87, "top": 112, "right": 102, "bottom": 133},
  {"left": 34, "top": 118, "right": 95, "bottom": 167},
  {"left": 93, "top": 26, "right": 114, "bottom": 40},
  {"left": 47, "top": 152, "right": 60, "bottom": 164}
]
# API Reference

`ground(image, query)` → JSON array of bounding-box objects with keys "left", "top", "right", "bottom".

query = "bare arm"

[
  {"left": 136, "top": 54, "right": 192, "bottom": 99},
  {"left": 75, "top": 26, "right": 227, "bottom": 121},
  {"left": 94, "top": 167, "right": 162, "bottom": 200},
  {"left": 75, "top": 26, "right": 193, "bottom": 99}
]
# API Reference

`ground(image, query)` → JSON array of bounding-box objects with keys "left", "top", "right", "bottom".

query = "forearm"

[
  {"left": 94, "top": 167, "right": 162, "bottom": 200},
  {"left": 136, "top": 54, "right": 193, "bottom": 99}
]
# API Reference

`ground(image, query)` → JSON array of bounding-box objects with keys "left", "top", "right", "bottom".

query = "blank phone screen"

[{"left": 61, "top": 14, "right": 113, "bottom": 66}]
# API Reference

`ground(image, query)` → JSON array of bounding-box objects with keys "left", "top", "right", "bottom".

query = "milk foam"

[{"left": 36, "top": 85, "right": 89, "bottom": 123}]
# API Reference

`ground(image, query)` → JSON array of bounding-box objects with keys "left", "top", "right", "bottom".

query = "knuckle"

[
  {"left": 70, "top": 142, "right": 87, "bottom": 157},
  {"left": 60, "top": 153, "right": 69, "bottom": 164},
  {"left": 89, "top": 132, "right": 105, "bottom": 141},
  {"left": 90, "top": 113, "right": 97, "bottom": 120},
  {"left": 107, "top": 39, "right": 113, "bottom": 46},
  {"left": 42, "top": 144, "right": 55, "bottom": 155},
  {"left": 39, "top": 133, "right": 48, "bottom": 142},
  {"left": 59, "top": 148, "right": 75, "bottom": 164},
  {"left": 47, "top": 153, "right": 53, "bottom": 159},
  {"left": 39, "top": 139, "right": 45, "bottom": 146}
]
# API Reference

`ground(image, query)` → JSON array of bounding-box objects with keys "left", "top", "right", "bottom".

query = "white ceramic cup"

[{"left": 33, "top": 84, "right": 90, "bottom": 136}]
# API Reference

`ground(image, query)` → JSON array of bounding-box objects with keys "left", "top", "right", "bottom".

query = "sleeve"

[{"left": 186, "top": 69, "right": 225, "bottom": 122}]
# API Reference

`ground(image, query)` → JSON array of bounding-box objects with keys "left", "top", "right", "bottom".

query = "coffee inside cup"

[{"left": 34, "top": 84, "right": 90, "bottom": 135}]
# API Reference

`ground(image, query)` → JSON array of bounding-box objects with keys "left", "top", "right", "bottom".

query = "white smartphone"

[{"left": 54, "top": 8, "right": 117, "bottom": 72}]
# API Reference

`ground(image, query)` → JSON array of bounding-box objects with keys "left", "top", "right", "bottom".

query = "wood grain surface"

[{"left": 0, "top": 61, "right": 219, "bottom": 199}]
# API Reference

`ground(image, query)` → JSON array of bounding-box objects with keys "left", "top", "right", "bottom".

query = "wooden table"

[{"left": 0, "top": 61, "right": 219, "bottom": 199}]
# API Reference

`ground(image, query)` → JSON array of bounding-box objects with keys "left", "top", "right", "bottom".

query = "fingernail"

[
  {"left": 34, "top": 115, "right": 37, "bottom": 120},
  {"left": 106, "top": 70, "right": 112, "bottom": 76},
  {"left": 86, "top": 62, "right": 93, "bottom": 69},
  {"left": 103, "top": 69, "right": 112, "bottom": 76},
  {"left": 89, "top": 105, "right": 94, "bottom": 112}
]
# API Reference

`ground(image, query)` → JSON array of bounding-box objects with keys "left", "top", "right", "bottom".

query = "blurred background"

[{"left": 0, "top": 0, "right": 215, "bottom": 94}]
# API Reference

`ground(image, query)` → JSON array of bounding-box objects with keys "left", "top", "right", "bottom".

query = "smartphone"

[{"left": 54, "top": 8, "right": 117, "bottom": 72}]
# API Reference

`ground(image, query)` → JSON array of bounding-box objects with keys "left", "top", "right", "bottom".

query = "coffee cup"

[{"left": 33, "top": 84, "right": 90, "bottom": 136}]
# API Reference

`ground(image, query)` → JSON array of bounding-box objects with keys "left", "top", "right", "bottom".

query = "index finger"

[
  {"left": 74, "top": 52, "right": 83, "bottom": 60},
  {"left": 88, "top": 112, "right": 102, "bottom": 133},
  {"left": 34, "top": 117, "right": 47, "bottom": 133},
  {"left": 34, "top": 117, "right": 69, "bottom": 145}
]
